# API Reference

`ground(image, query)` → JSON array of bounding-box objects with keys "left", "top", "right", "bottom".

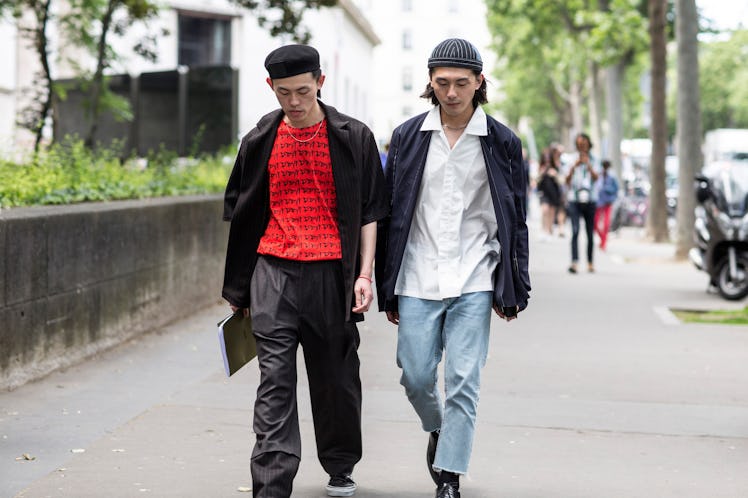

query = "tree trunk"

[
  {"left": 647, "top": 0, "right": 669, "bottom": 242},
  {"left": 85, "top": 0, "right": 117, "bottom": 148},
  {"left": 674, "top": 0, "right": 701, "bottom": 259},
  {"left": 606, "top": 61, "right": 625, "bottom": 179},
  {"left": 588, "top": 61, "right": 605, "bottom": 159},
  {"left": 560, "top": 108, "right": 573, "bottom": 150},
  {"left": 33, "top": 0, "right": 53, "bottom": 152},
  {"left": 599, "top": 0, "right": 625, "bottom": 179},
  {"left": 570, "top": 77, "right": 584, "bottom": 136}
]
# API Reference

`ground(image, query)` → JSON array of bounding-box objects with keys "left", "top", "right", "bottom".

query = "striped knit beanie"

[{"left": 427, "top": 38, "right": 483, "bottom": 72}]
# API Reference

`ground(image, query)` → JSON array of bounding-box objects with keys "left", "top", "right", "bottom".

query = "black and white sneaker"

[
  {"left": 435, "top": 482, "right": 460, "bottom": 498},
  {"left": 326, "top": 473, "right": 357, "bottom": 497}
]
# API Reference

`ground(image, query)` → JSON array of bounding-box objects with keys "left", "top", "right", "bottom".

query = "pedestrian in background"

[
  {"left": 550, "top": 143, "right": 567, "bottom": 237},
  {"left": 564, "top": 132, "right": 600, "bottom": 273},
  {"left": 376, "top": 38, "right": 531, "bottom": 498},
  {"left": 221, "top": 44, "right": 388, "bottom": 498},
  {"left": 379, "top": 141, "right": 390, "bottom": 168},
  {"left": 536, "top": 146, "right": 563, "bottom": 240},
  {"left": 594, "top": 159, "right": 619, "bottom": 251}
]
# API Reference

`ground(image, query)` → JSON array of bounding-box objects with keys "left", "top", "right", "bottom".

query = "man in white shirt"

[{"left": 375, "top": 38, "right": 531, "bottom": 498}]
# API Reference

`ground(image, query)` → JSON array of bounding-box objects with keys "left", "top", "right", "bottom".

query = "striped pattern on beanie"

[{"left": 427, "top": 38, "right": 483, "bottom": 72}]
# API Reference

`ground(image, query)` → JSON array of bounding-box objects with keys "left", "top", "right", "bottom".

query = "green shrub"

[{"left": 0, "top": 137, "right": 235, "bottom": 209}]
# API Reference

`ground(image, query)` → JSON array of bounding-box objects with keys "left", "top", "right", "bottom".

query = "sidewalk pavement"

[{"left": 2, "top": 217, "right": 747, "bottom": 498}]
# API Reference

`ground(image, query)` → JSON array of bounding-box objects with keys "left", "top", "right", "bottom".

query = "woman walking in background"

[
  {"left": 594, "top": 159, "right": 619, "bottom": 251},
  {"left": 536, "top": 147, "right": 563, "bottom": 240},
  {"left": 550, "top": 143, "right": 567, "bottom": 237}
]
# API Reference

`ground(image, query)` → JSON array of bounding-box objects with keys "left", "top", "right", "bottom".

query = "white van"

[{"left": 703, "top": 128, "right": 748, "bottom": 167}]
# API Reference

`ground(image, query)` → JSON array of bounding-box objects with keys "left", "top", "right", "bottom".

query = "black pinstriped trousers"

[{"left": 249, "top": 255, "right": 362, "bottom": 498}]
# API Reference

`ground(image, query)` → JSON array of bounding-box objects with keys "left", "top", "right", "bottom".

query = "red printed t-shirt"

[{"left": 257, "top": 119, "right": 342, "bottom": 261}]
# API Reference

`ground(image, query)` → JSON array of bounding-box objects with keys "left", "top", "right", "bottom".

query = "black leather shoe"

[
  {"left": 426, "top": 431, "right": 439, "bottom": 484},
  {"left": 435, "top": 482, "right": 460, "bottom": 498}
]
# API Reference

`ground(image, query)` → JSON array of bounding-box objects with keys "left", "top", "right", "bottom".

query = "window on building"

[
  {"left": 402, "top": 0, "right": 412, "bottom": 11},
  {"left": 402, "top": 67, "right": 413, "bottom": 91},
  {"left": 402, "top": 29, "right": 413, "bottom": 50},
  {"left": 178, "top": 13, "right": 231, "bottom": 67}
]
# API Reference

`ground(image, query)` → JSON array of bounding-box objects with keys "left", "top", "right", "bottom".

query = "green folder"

[{"left": 217, "top": 310, "right": 257, "bottom": 376}]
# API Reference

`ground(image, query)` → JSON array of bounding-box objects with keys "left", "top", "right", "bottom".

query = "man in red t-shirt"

[{"left": 222, "top": 45, "right": 388, "bottom": 498}]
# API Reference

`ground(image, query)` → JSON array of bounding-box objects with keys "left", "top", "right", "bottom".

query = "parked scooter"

[
  {"left": 610, "top": 193, "right": 648, "bottom": 231},
  {"left": 610, "top": 180, "right": 649, "bottom": 232},
  {"left": 689, "top": 165, "right": 748, "bottom": 300}
]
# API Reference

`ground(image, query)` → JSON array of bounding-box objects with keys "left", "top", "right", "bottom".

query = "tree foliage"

[
  {"left": 585, "top": 0, "right": 649, "bottom": 65},
  {"left": 699, "top": 29, "right": 748, "bottom": 131},
  {"left": 1, "top": 0, "right": 339, "bottom": 152},
  {"left": 61, "top": 0, "right": 160, "bottom": 147},
  {"left": 230, "top": 0, "right": 338, "bottom": 43},
  {"left": 485, "top": 0, "right": 648, "bottom": 149}
]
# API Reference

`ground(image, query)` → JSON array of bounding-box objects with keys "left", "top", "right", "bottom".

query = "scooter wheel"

[{"left": 716, "top": 254, "right": 748, "bottom": 300}]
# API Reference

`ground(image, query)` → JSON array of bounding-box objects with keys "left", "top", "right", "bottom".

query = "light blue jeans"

[{"left": 396, "top": 292, "right": 492, "bottom": 475}]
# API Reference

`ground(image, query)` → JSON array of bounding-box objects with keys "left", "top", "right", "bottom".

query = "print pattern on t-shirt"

[{"left": 257, "top": 119, "right": 342, "bottom": 260}]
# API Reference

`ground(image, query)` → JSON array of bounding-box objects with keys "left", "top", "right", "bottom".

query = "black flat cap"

[
  {"left": 428, "top": 38, "right": 483, "bottom": 72},
  {"left": 264, "top": 44, "right": 320, "bottom": 79}
]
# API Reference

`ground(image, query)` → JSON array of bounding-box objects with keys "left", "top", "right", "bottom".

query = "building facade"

[
  {"left": 353, "top": 0, "right": 499, "bottom": 145},
  {"left": 0, "top": 0, "right": 379, "bottom": 154},
  {"left": 0, "top": 17, "right": 24, "bottom": 155}
]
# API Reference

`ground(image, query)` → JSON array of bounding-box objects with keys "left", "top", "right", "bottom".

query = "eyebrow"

[
  {"left": 276, "top": 84, "right": 312, "bottom": 92},
  {"left": 434, "top": 77, "right": 471, "bottom": 83}
]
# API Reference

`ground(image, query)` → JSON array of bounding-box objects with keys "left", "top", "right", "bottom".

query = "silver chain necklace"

[
  {"left": 286, "top": 119, "right": 324, "bottom": 143},
  {"left": 442, "top": 123, "right": 468, "bottom": 130}
]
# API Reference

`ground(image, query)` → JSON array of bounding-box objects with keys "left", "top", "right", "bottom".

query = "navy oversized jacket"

[{"left": 375, "top": 110, "right": 531, "bottom": 313}]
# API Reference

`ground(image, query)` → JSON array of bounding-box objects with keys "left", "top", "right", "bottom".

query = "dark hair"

[
  {"left": 420, "top": 69, "right": 488, "bottom": 107},
  {"left": 539, "top": 147, "right": 552, "bottom": 168},
  {"left": 602, "top": 159, "right": 612, "bottom": 169},
  {"left": 549, "top": 143, "right": 563, "bottom": 167},
  {"left": 575, "top": 132, "right": 593, "bottom": 149},
  {"left": 313, "top": 69, "right": 322, "bottom": 98}
]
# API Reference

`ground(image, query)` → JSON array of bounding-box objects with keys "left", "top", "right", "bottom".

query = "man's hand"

[
  {"left": 229, "top": 304, "right": 250, "bottom": 317},
  {"left": 352, "top": 277, "right": 373, "bottom": 313},
  {"left": 493, "top": 303, "right": 518, "bottom": 322},
  {"left": 386, "top": 311, "right": 399, "bottom": 325}
]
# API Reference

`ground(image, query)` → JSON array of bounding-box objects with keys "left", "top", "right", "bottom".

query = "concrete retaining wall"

[{"left": 0, "top": 195, "right": 228, "bottom": 390}]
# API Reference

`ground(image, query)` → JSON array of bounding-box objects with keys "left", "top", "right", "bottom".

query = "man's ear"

[
  {"left": 266, "top": 77, "right": 274, "bottom": 90},
  {"left": 317, "top": 74, "right": 326, "bottom": 89}
]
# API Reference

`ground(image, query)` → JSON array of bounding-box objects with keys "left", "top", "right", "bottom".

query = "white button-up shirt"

[{"left": 394, "top": 106, "right": 500, "bottom": 300}]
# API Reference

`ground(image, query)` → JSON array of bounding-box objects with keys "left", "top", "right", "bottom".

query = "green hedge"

[{"left": 0, "top": 138, "right": 235, "bottom": 209}]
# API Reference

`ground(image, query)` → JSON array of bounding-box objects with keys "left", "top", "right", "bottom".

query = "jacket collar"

[{"left": 319, "top": 100, "right": 350, "bottom": 130}]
